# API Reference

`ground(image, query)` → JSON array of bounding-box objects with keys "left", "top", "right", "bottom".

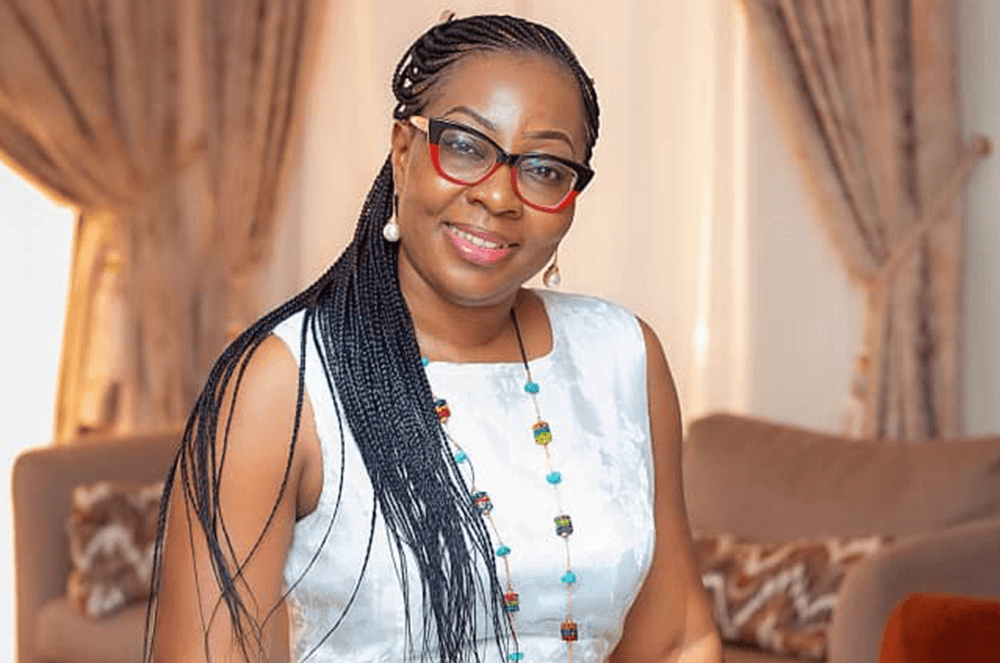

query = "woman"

[{"left": 147, "top": 13, "right": 723, "bottom": 663}]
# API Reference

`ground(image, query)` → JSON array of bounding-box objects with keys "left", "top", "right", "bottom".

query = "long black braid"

[{"left": 144, "top": 14, "right": 600, "bottom": 663}]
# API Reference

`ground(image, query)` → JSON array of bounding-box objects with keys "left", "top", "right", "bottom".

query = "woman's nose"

[{"left": 465, "top": 164, "right": 523, "bottom": 218}]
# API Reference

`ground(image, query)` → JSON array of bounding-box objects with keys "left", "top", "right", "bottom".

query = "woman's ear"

[{"left": 390, "top": 119, "right": 416, "bottom": 195}]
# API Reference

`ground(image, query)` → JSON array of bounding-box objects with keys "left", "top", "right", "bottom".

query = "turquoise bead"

[
  {"left": 454, "top": 451, "right": 468, "bottom": 464},
  {"left": 496, "top": 544, "right": 511, "bottom": 557},
  {"left": 524, "top": 381, "right": 540, "bottom": 394},
  {"left": 546, "top": 471, "right": 562, "bottom": 485},
  {"left": 421, "top": 357, "right": 429, "bottom": 367},
  {"left": 561, "top": 571, "right": 577, "bottom": 584},
  {"left": 509, "top": 653, "right": 525, "bottom": 662}
]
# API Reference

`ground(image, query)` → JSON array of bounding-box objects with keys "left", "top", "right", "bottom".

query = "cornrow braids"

[
  {"left": 393, "top": 14, "right": 600, "bottom": 162},
  {"left": 144, "top": 13, "right": 600, "bottom": 663}
]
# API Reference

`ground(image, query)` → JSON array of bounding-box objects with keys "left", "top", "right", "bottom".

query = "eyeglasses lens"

[{"left": 437, "top": 126, "right": 577, "bottom": 209}]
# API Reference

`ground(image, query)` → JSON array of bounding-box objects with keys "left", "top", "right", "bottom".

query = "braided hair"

[{"left": 144, "top": 14, "right": 600, "bottom": 663}]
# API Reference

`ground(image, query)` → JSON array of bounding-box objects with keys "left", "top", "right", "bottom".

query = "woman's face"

[{"left": 391, "top": 50, "right": 589, "bottom": 308}]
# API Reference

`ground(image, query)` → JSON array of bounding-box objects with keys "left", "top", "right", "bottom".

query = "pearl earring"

[
  {"left": 382, "top": 217, "right": 400, "bottom": 242},
  {"left": 543, "top": 253, "right": 561, "bottom": 288},
  {"left": 383, "top": 194, "right": 401, "bottom": 242}
]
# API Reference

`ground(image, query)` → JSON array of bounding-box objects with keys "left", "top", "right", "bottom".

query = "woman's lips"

[{"left": 444, "top": 223, "right": 514, "bottom": 266}]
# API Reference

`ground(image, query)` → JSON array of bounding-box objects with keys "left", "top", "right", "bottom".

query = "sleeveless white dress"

[{"left": 272, "top": 289, "right": 656, "bottom": 663}]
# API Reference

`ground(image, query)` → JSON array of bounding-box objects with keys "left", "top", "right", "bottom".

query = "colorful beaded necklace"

[{"left": 422, "top": 308, "right": 578, "bottom": 662}]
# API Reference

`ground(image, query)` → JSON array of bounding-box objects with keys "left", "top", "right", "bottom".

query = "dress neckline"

[{"left": 423, "top": 289, "right": 561, "bottom": 372}]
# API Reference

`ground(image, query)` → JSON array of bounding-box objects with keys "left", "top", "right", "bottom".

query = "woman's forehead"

[{"left": 424, "top": 51, "right": 588, "bottom": 152}]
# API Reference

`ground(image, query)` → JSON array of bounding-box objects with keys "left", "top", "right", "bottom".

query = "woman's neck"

[{"left": 404, "top": 285, "right": 526, "bottom": 364}]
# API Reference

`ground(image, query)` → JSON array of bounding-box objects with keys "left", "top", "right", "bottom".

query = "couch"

[
  {"left": 683, "top": 414, "right": 1000, "bottom": 663},
  {"left": 13, "top": 430, "right": 179, "bottom": 663},
  {"left": 14, "top": 415, "right": 1000, "bottom": 663}
]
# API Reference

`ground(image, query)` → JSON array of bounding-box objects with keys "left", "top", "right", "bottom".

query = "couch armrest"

[
  {"left": 12, "top": 430, "right": 180, "bottom": 663},
  {"left": 827, "top": 515, "right": 1000, "bottom": 663}
]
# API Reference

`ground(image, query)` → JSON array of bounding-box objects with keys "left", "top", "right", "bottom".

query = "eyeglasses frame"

[{"left": 407, "top": 115, "right": 594, "bottom": 213}]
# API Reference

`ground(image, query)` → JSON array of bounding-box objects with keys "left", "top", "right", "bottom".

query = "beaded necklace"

[{"left": 422, "top": 308, "right": 578, "bottom": 662}]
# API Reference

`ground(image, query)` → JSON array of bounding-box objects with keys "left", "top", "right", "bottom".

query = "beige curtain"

[
  {"left": 55, "top": 211, "right": 126, "bottom": 434},
  {"left": 740, "top": 0, "right": 991, "bottom": 440},
  {"left": 0, "top": 0, "right": 329, "bottom": 437}
]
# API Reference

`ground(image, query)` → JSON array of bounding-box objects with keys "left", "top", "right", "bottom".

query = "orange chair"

[{"left": 879, "top": 593, "right": 1000, "bottom": 663}]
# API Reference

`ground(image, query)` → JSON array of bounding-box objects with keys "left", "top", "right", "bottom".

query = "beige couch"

[
  {"left": 683, "top": 414, "right": 1000, "bottom": 663},
  {"left": 13, "top": 416, "right": 1000, "bottom": 663},
  {"left": 13, "top": 430, "right": 178, "bottom": 663}
]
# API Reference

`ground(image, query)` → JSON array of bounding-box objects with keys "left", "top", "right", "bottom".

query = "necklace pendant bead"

[
  {"left": 421, "top": 357, "right": 430, "bottom": 367},
  {"left": 453, "top": 450, "right": 468, "bottom": 464},
  {"left": 560, "top": 571, "right": 578, "bottom": 584},
  {"left": 472, "top": 491, "right": 493, "bottom": 514},
  {"left": 560, "top": 619, "right": 579, "bottom": 641},
  {"left": 434, "top": 399, "right": 451, "bottom": 423},
  {"left": 532, "top": 421, "right": 552, "bottom": 445},
  {"left": 524, "top": 381, "right": 540, "bottom": 394},
  {"left": 555, "top": 514, "right": 574, "bottom": 537},
  {"left": 546, "top": 471, "right": 562, "bottom": 485},
  {"left": 509, "top": 653, "right": 525, "bottom": 662},
  {"left": 504, "top": 591, "right": 520, "bottom": 612},
  {"left": 496, "top": 544, "right": 511, "bottom": 557}
]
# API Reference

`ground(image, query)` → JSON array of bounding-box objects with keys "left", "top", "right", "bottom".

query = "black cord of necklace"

[{"left": 509, "top": 308, "right": 535, "bottom": 383}]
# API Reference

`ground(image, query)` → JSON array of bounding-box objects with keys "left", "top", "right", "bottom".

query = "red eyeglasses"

[{"left": 408, "top": 115, "right": 594, "bottom": 213}]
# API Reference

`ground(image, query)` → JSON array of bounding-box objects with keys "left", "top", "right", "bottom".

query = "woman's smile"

[{"left": 443, "top": 222, "right": 517, "bottom": 266}]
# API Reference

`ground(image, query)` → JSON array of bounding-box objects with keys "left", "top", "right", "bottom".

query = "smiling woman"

[{"left": 146, "top": 13, "right": 721, "bottom": 663}]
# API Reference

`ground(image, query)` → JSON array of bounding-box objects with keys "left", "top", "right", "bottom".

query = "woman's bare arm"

[{"left": 151, "top": 335, "right": 321, "bottom": 663}]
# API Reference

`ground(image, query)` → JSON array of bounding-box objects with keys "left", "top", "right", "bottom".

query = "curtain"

[
  {"left": 0, "top": 0, "right": 329, "bottom": 437},
  {"left": 739, "top": 0, "right": 991, "bottom": 440}
]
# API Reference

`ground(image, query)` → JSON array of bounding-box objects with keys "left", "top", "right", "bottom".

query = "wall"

[
  {"left": 745, "top": 62, "right": 863, "bottom": 432},
  {"left": 745, "top": 0, "right": 1000, "bottom": 436},
  {"left": 0, "top": 165, "right": 74, "bottom": 663}
]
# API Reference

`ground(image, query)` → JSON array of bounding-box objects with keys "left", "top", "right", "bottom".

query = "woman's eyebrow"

[
  {"left": 442, "top": 105, "right": 577, "bottom": 154},
  {"left": 523, "top": 129, "right": 575, "bottom": 152},
  {"left": 443, "top": 105, "right": 495, "bottom": 130}
]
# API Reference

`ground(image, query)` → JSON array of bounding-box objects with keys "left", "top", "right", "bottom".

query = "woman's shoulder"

[
  {"left": 536, "top": 287, "right": 636, "bottom": 313},
  {"left": 221, "top": 331, "right": 317, "bottom": 451},
  {"left": 533, "top": 288, "right": 647, "bottom": 372},
  {"left": 535, "top": 288, "right": 642, "bottom": 337}
]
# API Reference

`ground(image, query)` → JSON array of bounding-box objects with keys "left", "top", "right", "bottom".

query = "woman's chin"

[
  {"left": 424, "top": 265, "right": 529, "bottom": 309},
  {"left": 398, "top": 242, "right": 540, "bottom": 309}
]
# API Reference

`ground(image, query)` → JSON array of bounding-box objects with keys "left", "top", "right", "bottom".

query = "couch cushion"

[
  {"left": 878, "top": 593, "right": 1000, "bottom": 662},
  {"left": 66, "top": 480, "right": 163, "bottom": 618},
  {"left": 37, "top": 597, "right": 146, "bottom": 663},
  {"left": 683, "top": 414, "right": 1000, "bottom": 541},
  {"left": 694, "top": 532, "right": 892, "bottom": 660}
]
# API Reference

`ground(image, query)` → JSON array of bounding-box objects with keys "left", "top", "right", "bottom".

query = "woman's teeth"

[{"left": 447, "top": 224, "right": 504, "bottom": 249}]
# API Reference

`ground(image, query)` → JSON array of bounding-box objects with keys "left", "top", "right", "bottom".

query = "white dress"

[{"left": 272, "top": 289, "right": 656, "bottom": 663}]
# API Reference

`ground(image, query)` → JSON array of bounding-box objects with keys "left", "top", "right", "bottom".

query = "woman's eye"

[
  {"left": 522, "top": 160, "right": 568, "bottom": 183},
  {"left": 443, "top": 135, "right": 485, "bottom": 157}
]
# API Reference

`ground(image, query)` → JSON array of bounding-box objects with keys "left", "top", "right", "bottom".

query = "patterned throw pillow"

[
  {"left": 693, "top": 532, "right": 894, "bottom": 660},
  {"left": 66, "top": 480, "right": 164, "bottom": 618}
]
